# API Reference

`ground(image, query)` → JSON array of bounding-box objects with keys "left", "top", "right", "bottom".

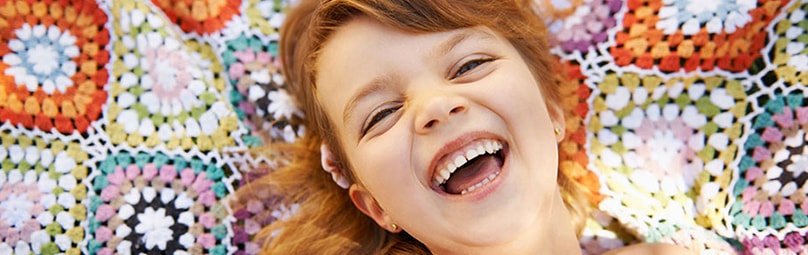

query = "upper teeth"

[{"left": 433, "top": 139, "right": 503, "bottom": 186}]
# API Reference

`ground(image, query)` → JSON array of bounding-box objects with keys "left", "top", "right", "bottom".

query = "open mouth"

[{"left": 432, "top": 139, "right": 507, "bottom": 195}]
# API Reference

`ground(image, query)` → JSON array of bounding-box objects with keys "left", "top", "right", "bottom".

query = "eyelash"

[
  {"left": 452, "top": 58, "right": 494, "bottom": 79},
  {"left": 361, "top": 58, "right": 494, "bottom": 136},
  {"left": 363, "top": 106, "right": 400, "bottom": 135}
]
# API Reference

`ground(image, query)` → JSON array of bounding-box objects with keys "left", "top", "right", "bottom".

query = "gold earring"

[
  {"left": 553, "top": 127, "right": 561, "bottom": 136},
  {"left": 391, "top": 224, "right": 399, "bottom": 231}
]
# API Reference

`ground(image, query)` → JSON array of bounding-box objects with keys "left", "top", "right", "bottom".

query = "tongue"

[{"left": 445, "top": 155, "right": 502, "bottom": 194}]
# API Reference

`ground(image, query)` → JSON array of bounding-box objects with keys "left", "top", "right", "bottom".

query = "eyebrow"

[
  {"left": 342, "top": 74, "right": 395, "bottom": 125},
  {"left": 432, "top": 28, "right": 497, "bottom": 58},
  {"left": 433, "top": 30, "right": 474, "bottom": 58}
]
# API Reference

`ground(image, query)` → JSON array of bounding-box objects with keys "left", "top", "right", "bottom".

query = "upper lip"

[{"left": 427, "top": 131, "right": 506, "bottom": 191}]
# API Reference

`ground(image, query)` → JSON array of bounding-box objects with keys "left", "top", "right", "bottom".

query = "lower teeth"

[{"left": 460, "top": 171, "right": 500, "bottom": 195}]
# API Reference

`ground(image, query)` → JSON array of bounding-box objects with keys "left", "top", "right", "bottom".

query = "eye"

[
  {"left": 452, "top": 58, "right": 494, "bottom": 79},
  {"left": 362, "top": 106, "right": 400, "bottom": 135}
]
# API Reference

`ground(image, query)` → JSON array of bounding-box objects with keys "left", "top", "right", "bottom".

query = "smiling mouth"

[{"left": 432, "top": 139, "right": 506, "bottom": 195}]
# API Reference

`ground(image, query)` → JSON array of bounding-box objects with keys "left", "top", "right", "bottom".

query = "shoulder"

[{"left": 602, "top": 243, "right": 697, "bottom": 255}]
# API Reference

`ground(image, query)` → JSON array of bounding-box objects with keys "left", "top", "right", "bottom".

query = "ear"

[
  {"left": 321, "top": 143, "right": 350, "bottom": 189},
  {"left": 548, "top": 103, "right": 566, "bottom": 143},
  {"left": 349, "top": 184, "right": 401, "bottom": 233}
]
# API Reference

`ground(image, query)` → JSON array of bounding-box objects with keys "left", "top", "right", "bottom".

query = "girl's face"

[{"left": 316, "top": 17, "right": 568, "bottom": 253}]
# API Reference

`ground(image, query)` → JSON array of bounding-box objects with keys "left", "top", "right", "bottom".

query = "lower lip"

[{"left": 434, "top": 146, "right": 509, "bottom": 202}]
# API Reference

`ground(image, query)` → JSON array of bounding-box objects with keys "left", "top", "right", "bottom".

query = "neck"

[
  {"left": 513, "top": 188, "right": 582, "bottom": 255},
  {"left": 542, "top": 189, "right": 583, "bottom": 254},
  {"left": 431, "top": 188, "right": 583, "bottom": 255}
]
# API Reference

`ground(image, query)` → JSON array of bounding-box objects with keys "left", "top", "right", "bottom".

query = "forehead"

[
  {"left": 315, "top": 17, "right": 450, "bottom": 77},
  {"left": 314, "top": 17, "right": 500, "bottom": 93}
]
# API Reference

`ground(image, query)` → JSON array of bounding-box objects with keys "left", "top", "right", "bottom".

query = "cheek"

[
  {"left": 489, "top": 75, "right": 546, "bottom": 119},
  {"left": 486, "top": 62, "right": 545, "bottom": 104},
  {"left": 350, "top": 129, "right": 415, "bottom": 193}
]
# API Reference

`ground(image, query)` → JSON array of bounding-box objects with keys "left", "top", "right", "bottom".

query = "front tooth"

[
  {"left": 440, "top": 169, "right": 451, "bottom": 181},
  {"left": 476, "top": 145, "right": 486, "bottom": 155},
  {"left": 465, "top": 149, "right": 477, "bottom": 160},
  {"left": 454, "top": 155, "right": 466, "bottom": 169},
  {"left": 446, "top": 162, "right": 456, "bottom": 173},
  {"left": 484, "top": 141, "right": 494, "bottom": 153}
]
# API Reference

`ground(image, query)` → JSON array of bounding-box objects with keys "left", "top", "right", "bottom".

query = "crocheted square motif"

[
  {"left": 150, "top": 0, "right": 241, "bottom": 35},
  {"left": 769, "top": 1, "right": 808, "bottom": 87},
  {"left": 610, "top": 0, "right": 786, "bottom": 72},
  {"left": 546, "top": 0, "right": 623, "bottom": 53},
  {"left": 104, "top": 0, "right": 241, "bottom": 152},
  {"left": 223, "top": 35, "right": 304, "bottom": 146},
  {"left": 86, "top": 151, "right": 235, "bottom": 255},
  {"left": 732, "top": 86, "right": 808, "bottom": 253},
  {"left": 589, "top": 72, "right": 744, "bottom": 252},
  {"left": 0, "top": 127, "right": 90, "bottom": 255},
  {"left": 0, "top": 0, "right": 109, "bottom": 134}
]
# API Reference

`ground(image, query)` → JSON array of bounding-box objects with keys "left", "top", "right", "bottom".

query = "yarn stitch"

[{"left": 0, "top": 0, "right": 109, "bottom": 134}]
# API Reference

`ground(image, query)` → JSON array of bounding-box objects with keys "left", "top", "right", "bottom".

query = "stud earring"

[
  {"left": 553, "top": 127, "right": 561, "bottom": 136},
  {"left": 391, "top": 224, "right": 399, "bottom": 231}
]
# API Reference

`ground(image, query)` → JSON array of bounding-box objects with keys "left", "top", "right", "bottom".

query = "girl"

[{"left": 240, "top": 0, "right": 696, "bottom": 254}]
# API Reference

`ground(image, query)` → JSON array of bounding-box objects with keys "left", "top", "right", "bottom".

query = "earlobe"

[
  {"left": 349, "top": 185, "right": 401, "bottom": 233},
  {"left": 554, "top": 127, "right": 564, "bottom": 142},
  {"left": 548, "top": 105, "right": 566, "bottom": 143}
]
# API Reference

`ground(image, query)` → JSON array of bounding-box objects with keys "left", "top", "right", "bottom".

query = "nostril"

[
  {"left": 450, "top": 106, "right": 465, "bottom": 114},
  {"left": 424, "top": 120, "right": 436, "bottom": 128},
  {"left": 419, "top": 103, "right": 465, "bottom": 131}
]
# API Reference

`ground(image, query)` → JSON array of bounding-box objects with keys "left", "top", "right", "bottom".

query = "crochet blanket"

[{"left": 0, "top": 0, "right": 804, "bottom": 254}]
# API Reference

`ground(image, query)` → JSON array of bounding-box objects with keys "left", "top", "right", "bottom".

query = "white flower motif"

[
  {"left": 685, "top": 0, "right": 722, "bottom": 16},
  {"left": 140, "top": 44, "right": 203, "bottom": 117},
  {"left": 2, "top": 24, "right": 79, "bottom": 94},
  {"left": 787, "top": 154, "right": 808, "bottom": 175},
  {"left": 282, "top": 125, "right": 297, "bottom": 143},
  {"left": 655, "top": 0, "right": 755, "bottom": 35},
  {"left": 267, "top": 89, "right": 304, "bottom": 120},
  {"left": 0, "top": 193, "right": 33, "bottom": 228},
  {"left": 271, "top": 203, "right": 300, "bottom": 221},
  {"left": 647, "top": 130, "right": 685, "bottom": 167},
  {"left": 134, "top": 207, "right": 175, "bottom": 250},
  {"left": 257, "top": 1, "right": 278, "bottom": 18},
  {"left": 270, "top": 123, "right": 303, "bottom": 143}
]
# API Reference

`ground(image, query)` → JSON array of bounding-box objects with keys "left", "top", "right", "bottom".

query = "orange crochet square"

[
  {"left": 0, "top": 0, "right": 109, "bottom": 133},
  {"left": 610, "top": 0, "right": 787, "bottom": 73}
]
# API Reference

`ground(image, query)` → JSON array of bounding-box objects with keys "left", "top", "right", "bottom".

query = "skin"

[
  {"left": 606, "top": 243, "right": 698, "bottom": 255},
  {"left": 315, "top": 16, "right": 581, "bottom": 254}
]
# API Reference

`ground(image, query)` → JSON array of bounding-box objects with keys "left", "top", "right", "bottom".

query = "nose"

[{"left": 414, "top": 92, "right": 468, "bottom": 134}]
